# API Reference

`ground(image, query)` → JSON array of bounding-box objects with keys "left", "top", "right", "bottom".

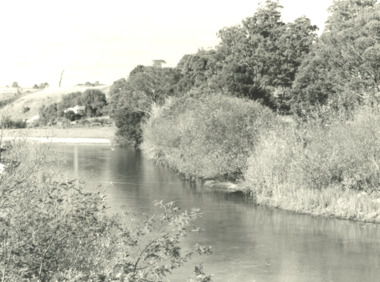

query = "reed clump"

[{"left": 244, "top": 107, "right": 380, "bottom": 222}]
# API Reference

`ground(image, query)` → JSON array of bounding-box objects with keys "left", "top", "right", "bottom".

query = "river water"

[{"left": 48, "top": 144, "right": 380, "bottom": 282}]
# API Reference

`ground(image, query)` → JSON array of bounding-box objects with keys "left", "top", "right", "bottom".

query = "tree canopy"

[
  {"left": 109, "top": 64, "right": 181, "bottom": 147},
  {"left": 291, "top": 0, "right": 380, "bottom": 116}
]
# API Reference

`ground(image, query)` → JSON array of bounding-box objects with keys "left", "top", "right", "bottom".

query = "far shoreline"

[
  {"left": 1, "top": 136, "right": 111, "bottom": 144},
  {"left": 1, "top": 126, "right": 116, "bottom": 145}
]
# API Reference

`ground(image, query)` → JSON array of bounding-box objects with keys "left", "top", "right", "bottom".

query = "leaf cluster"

[{"left": 0, "top": 143, "right": 211, "bottom": 281}]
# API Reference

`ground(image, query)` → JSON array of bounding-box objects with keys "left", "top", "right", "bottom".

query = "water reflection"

[{"left": 48, "top": 144, "right": 380, "bottom": 282}]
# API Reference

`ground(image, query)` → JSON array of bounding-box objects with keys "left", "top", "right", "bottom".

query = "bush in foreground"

[
  {"left": 244, "top": 108, "right": 380, "bottom": 222},
  {"left": 0, "top": 142, "right": 211, "bottom": 281},
  {"left": 141, "top": 91, "right": 275, "bottom": 180}
]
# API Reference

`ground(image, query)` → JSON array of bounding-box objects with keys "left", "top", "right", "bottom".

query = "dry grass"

[
  {"left": 244, "top": 108, "right": 380, "bottom": 223},
  {"left": 252, "top": 183, "right": 380, "bottom": 223}
]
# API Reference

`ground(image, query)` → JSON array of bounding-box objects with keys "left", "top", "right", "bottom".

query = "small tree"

[{"left": 39, "top": 82, "right": 49, "bottom": 89}]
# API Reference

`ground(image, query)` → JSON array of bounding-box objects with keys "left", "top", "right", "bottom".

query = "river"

[{"left": 48, "top": 144, "right": 380, "bottom": 282}]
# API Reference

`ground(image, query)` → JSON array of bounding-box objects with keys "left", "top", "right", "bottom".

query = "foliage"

[
  {"left": 11, "top": 82, "right": 19, "bottom": 88},
  {"left": 245, "top": 106, "right": 380, "bottom": 199},
  {"left": 0, "top": 143, "right": 211, "bottom": 281},
  {"left": 0, "top": 116, "right": 26, "bottom": 129},
  {"left": 60, "top": 89, "right": 107, "bottom": 117},
  {"left": 39, "top": 89, "right": 107, "bottom": 125},
  {"left": 210, "top": 0, "right": 317, "bottom": 109},
  {"left": 22, "top": 106, "right": 30, "bottom": 113},
  {"left": 172, "top": 1, "right": 317, "bottom": 112},
  {"left": 291, "top": 0, "right": 380, "bottom": 117},
  {"left": 176, "top": 49, "right": 220, "bottom": 94},
  {"left": 243, "top": 108, "right": 380, "bottom": 221},
  {"left": 114, "top": 109, "right": 146, "bottom": 148},
  {"left": 39, "top": 103, "right": 62, "bottom": 125},
  {"left": 64, "top": 110, "right": 82, "bottom": 122},
  {"left": 33, "top": 83, "right": 49, "bottom": 89},
  {"left": 141, "top": 91, "right": 275, "bottom": 180},
  {"left": 60, "top": 92, "right": 82, "bottom": 109},
  {"left": 109, "top": 65, "right": 181, "bottom": 147},
  {"left": 81, "top": 89, "right": 108, "bottom": 117}
]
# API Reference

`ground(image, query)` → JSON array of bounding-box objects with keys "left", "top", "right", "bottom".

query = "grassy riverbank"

[
  {"left": 244, "top": 108, "right": 380, "bottom": 223},
  {"left": 141, "top": 95, "right": 380, "bottom": 224}
]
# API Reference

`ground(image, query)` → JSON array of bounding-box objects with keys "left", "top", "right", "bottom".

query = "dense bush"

[
  {"left": 81, "top": 89, "right": 108, "bottom": 117},
  {"left": 0, "top": 142, "right": 211, "bottom": 281},
  {"left": 64, "top": 110, "right": 82, "bottom": 121},
  {"left": 141, "top": 91, "right": 275, "bottom": 180},
  {"left": 60, "top": 89, "right": 107, "bottom": 118},
  {"left": 39, "top": 103, "right": 62, "bottom": 125},
  {"left": 60, "top": 91, "right": 82, "bottom": 109},
  {"left": 0, "top": 116, "right": 26, "bottom": 129}
]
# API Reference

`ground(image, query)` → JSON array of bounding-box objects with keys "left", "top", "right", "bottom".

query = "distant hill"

[{"left": 0, "top": 85, "right": 110, "bottom": 121}]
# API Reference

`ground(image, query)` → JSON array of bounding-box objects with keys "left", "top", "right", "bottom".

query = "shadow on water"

[{"left": 48, "top": 144, "right": 380, "bottom": 282}]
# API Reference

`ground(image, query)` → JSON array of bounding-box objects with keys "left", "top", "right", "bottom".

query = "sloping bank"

[{"left": 141, "top": 92, "right": 380, "bottom": 223}]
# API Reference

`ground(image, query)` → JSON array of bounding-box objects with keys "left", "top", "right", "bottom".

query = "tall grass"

[{"left": 244, "top": 107, "right": 380, "bottom": 222}]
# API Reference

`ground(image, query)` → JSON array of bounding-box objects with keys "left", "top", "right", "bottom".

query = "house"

[{"left": 64, "top": 105, "right": 85, "bottom": 114}]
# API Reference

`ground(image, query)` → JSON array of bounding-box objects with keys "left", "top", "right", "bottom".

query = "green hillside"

[{"left": 0, "top": 85, "right": 110, "bottom": 121}]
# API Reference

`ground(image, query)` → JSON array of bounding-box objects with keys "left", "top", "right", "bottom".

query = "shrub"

[
  {"left": 64, "top": 110, "right": 81, "bottom": 121},
  {"left": 39, "top": 103, "right": 63, "bottom": 125},
  {"left": 0, "top": 142, "right": 211, "bottom": 281},
  {"left": 0, "top": 116, "right": 26, "bottom": 129},
  {"left": 60, "top": 92, "right": 82, "bottom": 109},
  {"left": 141, "top": 91, "right": 275, "bottom": 180}
]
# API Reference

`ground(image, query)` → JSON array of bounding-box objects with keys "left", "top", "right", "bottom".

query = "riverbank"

[
  {"left": 141, "top": 95, "right": 380, "bottom": 224},
  {"left": 1, "top": 126, "right": 116, "bottom": 144},
  {"left": 243, "top": 108, "right": 380, "bottom": 224}
]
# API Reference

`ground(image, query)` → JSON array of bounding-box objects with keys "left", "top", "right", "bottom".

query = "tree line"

[{"left": 109, "top": 0, "right": 380, "bottom": 147}]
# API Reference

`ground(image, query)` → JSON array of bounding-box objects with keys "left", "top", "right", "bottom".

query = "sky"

[{"left": 0, "top": 0, "right": 333, "bottom": 88}]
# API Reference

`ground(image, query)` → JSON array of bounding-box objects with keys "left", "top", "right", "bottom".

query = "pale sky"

[{"left": 0, "top": 0, "right": 332, "bottom": 88}]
